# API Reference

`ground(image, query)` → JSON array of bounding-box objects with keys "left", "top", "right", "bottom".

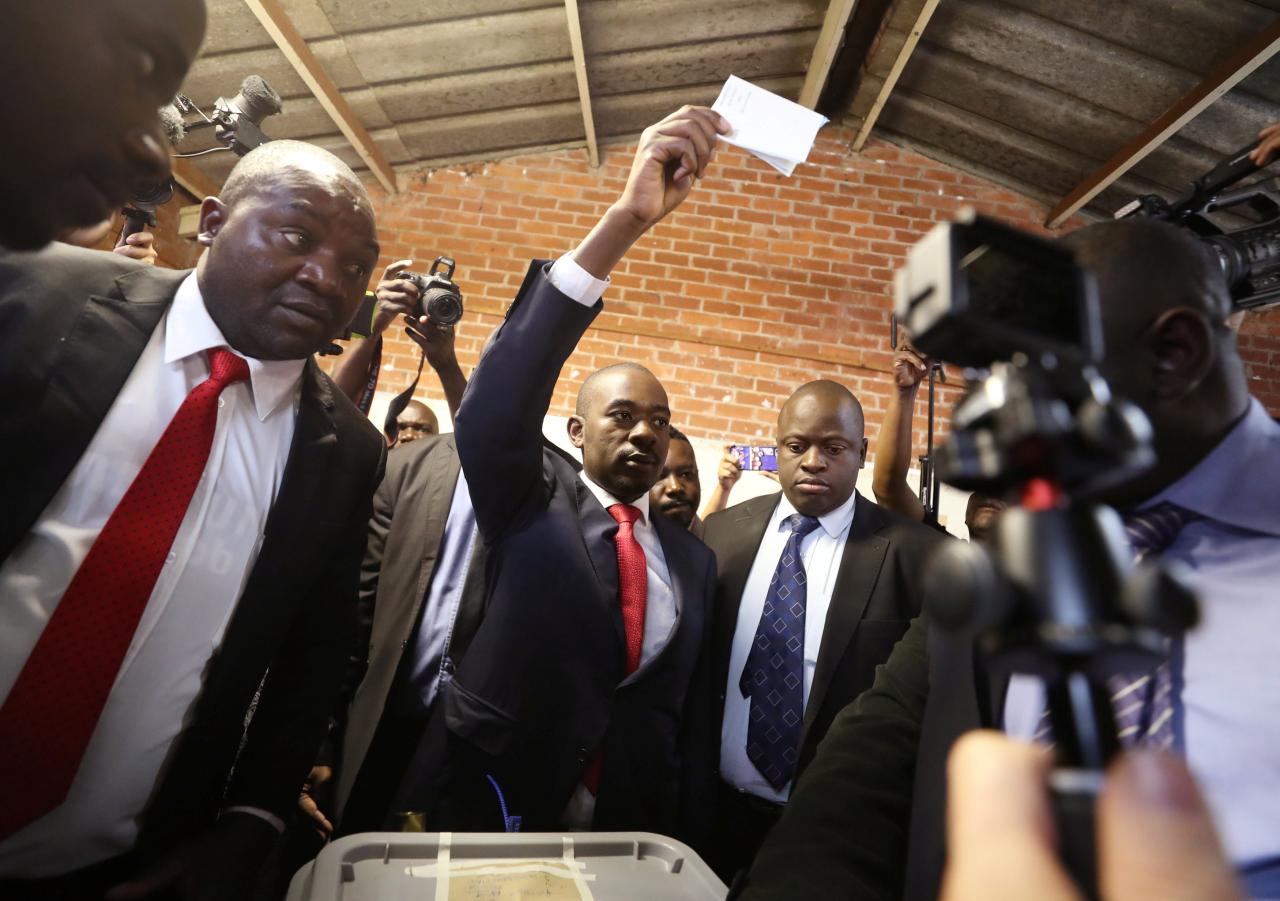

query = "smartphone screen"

[{"left": 730, "top": 444, "right": 778, "bottom": 472}]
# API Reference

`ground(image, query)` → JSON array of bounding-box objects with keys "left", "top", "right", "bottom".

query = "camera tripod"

[{"left": 924, "top": 356, "right": 1198, "bottom": 898}]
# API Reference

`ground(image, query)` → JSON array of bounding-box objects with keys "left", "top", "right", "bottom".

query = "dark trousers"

[
  {"left": 337, "top": 708, "right": 430, "bottom": 835},
  {"left": 710, "top": 781, "right": 784, "bottom": 884},
  {"left": 0, "top": 853, "right": 151, "bottom": 901}
]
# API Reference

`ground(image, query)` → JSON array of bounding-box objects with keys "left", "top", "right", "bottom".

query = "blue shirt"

[
  {"left": 1005, "top": 399, "right": 1280, "bottom": 888},
  {"left": 395, "top": 466, "right": 479, "bottom": 714}
]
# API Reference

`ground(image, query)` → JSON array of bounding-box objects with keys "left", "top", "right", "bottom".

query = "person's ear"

[
  {"left": 567, "top": 415, "right": 586, "bottom": 449},
  {"left": 857, "top": 436, "right": 869, "bottom": 469},
  {"left": 197, "top": 197, "right": 228, "bottom": 247},
  {"left": 1145, "top": 308, "right": 1216, "bottom": 400}
]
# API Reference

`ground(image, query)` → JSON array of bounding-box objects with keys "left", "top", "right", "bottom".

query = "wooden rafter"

[
  {"left": 1046, "top": 20, "right": 1280, "bottom": 228},
  {"left": 563, "top": 0, "right": 600, "bottom": 167},
  {"left": 799, "top": 0, "right": 860, "bottom": 110},
  {"left": 171, "top": 157, "right": 221, "bottom": 200},
  {"left": 242, "top": 0, "right": 398, "bottom": 193},
  {"left": 852, "top": 0, "right": 940, "bottom": 151}
]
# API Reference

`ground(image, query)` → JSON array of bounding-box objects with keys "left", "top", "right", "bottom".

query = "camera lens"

[{"left": 424, "top": 288, "right": 463, "bottom": 326}]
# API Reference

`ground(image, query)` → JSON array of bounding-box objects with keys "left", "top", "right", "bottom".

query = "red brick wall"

[
  {"left": 314, "top": 125, "right": 1280, "bottom": 445},
  {"left": 339, "top": 127, "right": 1071, "bottom": 453}
]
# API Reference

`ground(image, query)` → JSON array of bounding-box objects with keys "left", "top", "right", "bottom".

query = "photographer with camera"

[
  {"left": 731, "top": 218, "right": 1279, "bottom": 901},
  {"left": 329, "top": 258, "right": 467, "bottom": 439},
  {"left": 872, "top": 335, "right": 1005, "bottom": 543}
]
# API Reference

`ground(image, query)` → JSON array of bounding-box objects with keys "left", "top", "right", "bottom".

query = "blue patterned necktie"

[
  {"left": 1033, "top": 502, "right": 1202, "bottom": 751},
  {"left": 740, "top": 513, "right": 823, "bottom": 790}
]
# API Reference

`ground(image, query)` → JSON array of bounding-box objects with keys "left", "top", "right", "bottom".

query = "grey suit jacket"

[{"left": 335, "top": 434, "right": 472, "bottom": 818}]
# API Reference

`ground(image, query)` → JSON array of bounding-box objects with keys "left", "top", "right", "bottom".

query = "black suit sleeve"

[
  {"left": 678, "top": 552, "right": 720, "bottom": 850},
  {"left": 453, "top": 262, "right": 599, "bottom": 539},
  {"left": 733, "top": 615, "right": 931, "bottom": 901}
]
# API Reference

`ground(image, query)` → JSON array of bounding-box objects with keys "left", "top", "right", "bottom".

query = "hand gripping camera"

[{"left": 395, "top": 256, "right": 465, "bottom": 326}]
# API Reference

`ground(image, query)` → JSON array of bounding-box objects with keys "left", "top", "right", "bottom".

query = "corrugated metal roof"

[
  {"left": 844, "top": 0, "right": 1280, "bottom": 222},
  {"left": 177, "top": 0, "right": 828, "bottom": 184}
]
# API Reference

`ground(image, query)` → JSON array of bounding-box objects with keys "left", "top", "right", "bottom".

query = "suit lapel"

[
  {"left": 413, "top": 438, "right": 462, "bottom": 601},
  {"left": 802, "top": 493, "right": 889, "bottom": 740},
  {"left": 712, "top": 495, "right": 780, "bottom": 670},
  {"left": 5, "top": 266, "right": 187, "bottom": 562},
  {"left": 573, "top": 476, "right": 627, "bottom": 654},
  {"left": 623, "top": 515, "right": 691, "bottom": 685}
]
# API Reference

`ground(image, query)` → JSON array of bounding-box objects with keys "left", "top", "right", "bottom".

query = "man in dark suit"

[
  {"left": 396, "top": 105, "right": 729, "bottom": 840},
  {"left": 734, "top": 220, "right": 1280, "bottom": 900},
  {"left": 700, "top": 379, "right": 942, "bottom": 880},
  {"left": 0, "top": 140, "right": 385, "bottom": 900}
]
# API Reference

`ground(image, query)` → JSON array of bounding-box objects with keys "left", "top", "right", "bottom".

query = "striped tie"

[{"left": 1032, "top": 502, "right": 1202, "bottom": 751}]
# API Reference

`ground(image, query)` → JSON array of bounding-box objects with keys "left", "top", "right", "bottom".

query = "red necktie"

[
  {"left": 0, "top": 348, "right": 250, "bottom": 840},
  {"left": 585, "top": 502, "right": 649, "bottom": 794}
]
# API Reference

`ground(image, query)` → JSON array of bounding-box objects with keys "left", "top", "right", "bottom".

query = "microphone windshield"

[
  {"left": 158, "top": 102, "right": 187, "bottom": 146},
  {"left": 233, "top": 75, "right": 284, "bottom": 124}
]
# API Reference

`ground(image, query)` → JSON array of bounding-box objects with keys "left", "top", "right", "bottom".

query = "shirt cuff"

[
  {"left": 223, "top": 805, "right": 286, "bottom": 833},
  {"left": 548, "top": 255, "right": 610, "bottom": 307}
]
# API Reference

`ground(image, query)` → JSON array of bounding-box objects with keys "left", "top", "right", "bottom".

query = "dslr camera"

[{"left": 396, "top": 256, "right": 465, "bottom": 326}]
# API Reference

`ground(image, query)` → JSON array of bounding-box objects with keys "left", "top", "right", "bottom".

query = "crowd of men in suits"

[{"left": 1, "top": 3, "right": 1277, "bottom": 901}]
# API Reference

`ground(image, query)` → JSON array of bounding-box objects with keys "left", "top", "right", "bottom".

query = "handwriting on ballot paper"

[{"left": 712, "top": 75, "right": 829, "bottom": 176}]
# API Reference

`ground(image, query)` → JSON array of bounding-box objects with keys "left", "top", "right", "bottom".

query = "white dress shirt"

[
  {"left": 0, "top": 273, "right": 304, "bottom": 877},
  {"left": 721, "top": 491, "right": 858, "bottom": 803},
  {"left": 1004, "top": 399, "right": 1280, "bottom": 881}
]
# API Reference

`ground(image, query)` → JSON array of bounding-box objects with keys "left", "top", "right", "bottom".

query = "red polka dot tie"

[
  {"left": 0, "top": 348, "right": 250, "bottom": 840},
  {"left": 584, "top": 502, "right": 648, "bottom": 795}
]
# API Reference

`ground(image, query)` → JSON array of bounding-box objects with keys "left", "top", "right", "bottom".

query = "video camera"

[
  {"left": 895, "top": 210, "right": 1196, "bottom": 896},
  {"left": 121, "top": 76, "right": 284, "bottom": 242},
  {"left": 1117, "top": 138, "right": 1280, "bottom": 311}
]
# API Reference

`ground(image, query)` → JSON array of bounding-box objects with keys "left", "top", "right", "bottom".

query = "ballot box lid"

[{"left": 286, "top": 831, "right": 728, "bottom": 900}]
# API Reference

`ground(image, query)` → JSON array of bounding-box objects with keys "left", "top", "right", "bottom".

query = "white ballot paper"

[{"left": 712, "top": 75, "right": 829, "bottom": 176}]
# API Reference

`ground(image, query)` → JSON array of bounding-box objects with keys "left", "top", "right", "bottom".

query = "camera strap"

[{"left": 382, "top": 347, "right": 427, "bottom": 444}]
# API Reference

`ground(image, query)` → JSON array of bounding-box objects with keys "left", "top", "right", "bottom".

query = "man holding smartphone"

[{"left": 700, "top": 379, "right": 943, "bottom": 883}]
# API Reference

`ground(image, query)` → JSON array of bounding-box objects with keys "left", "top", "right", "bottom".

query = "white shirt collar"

[
  {"left": 1142, "top": 397, "right": 1280, "bottom": 536},
  {"left": 579, "top": 470, "right": 651, "bottom": 524},
  {"left": 773, "top": 487, "right": 858, "bottom": 539},
  {"left": 164, "top": 272, "right": 306, "bottom": 422}
]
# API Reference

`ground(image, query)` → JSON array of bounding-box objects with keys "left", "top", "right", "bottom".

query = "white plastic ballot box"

[{"left": 286, "top": 831, "right": 729, "bottom": 900}]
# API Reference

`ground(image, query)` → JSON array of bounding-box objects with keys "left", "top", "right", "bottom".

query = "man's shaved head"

[
  {"left": 778, "top": 380, "right": 865, "bottom": 436},
  {"left": 220, "top": 140, "right": 370, "bottom": 211},
  {"left": 1061, "top": 218, "right": 1248, "bottom": 505},
  {"left": 569, "top": 363, "right": 672, "bottom": 502},
  {"left": 575, "top": 363, "right": 662, "bottom": 417},
  {"left": 1061, "top": 218, "right": 1233, "bottom": 351},
  {"left": 195, "top": 139, "right": 380, "bottom": 362},
  {"left": 776, "top": 380, "right": 868, "bottom": 517}
]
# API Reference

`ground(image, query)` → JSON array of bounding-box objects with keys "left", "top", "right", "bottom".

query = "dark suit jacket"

[
  {"left": 731, "top": 614, "right": 999, "bottom": 901},
  {"left": 703, "top": 492, "right": 944, "bottom": 787},
  {"left": 403, "top": 261, "right": 718, "bottom": 839},
  {"left": 0, "top": 243, "right": 385, "bottom": 863}
]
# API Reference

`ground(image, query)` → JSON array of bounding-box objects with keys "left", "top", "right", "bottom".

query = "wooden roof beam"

[
  {"left": 852, "top": 0, "right": 941, "bottom": 151},
  {"left": 563, "top": 0, "right": 600, "bottom": 168},
  {"left": 171, "top": 157, "right": 221, "bottom": 201},
  {"left": 1046, "top": 20, "right": 1280, "bottom": 228},
  {"left": 242, "top": 0, "right": 398, "bottom": 193},
  {"left": 800, "top": 0, "right": 860, "bottom": 110}
]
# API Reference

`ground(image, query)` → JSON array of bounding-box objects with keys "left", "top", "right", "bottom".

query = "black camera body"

[
  {"left": 894, "top": 209, "right": 1103, "bottom": 370},
  {"left": 397, "top": 256, "right": 464, "bottom": 326},
  {"left": 1117, "top": 139, "right": 1280, "bottom": 311}
]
